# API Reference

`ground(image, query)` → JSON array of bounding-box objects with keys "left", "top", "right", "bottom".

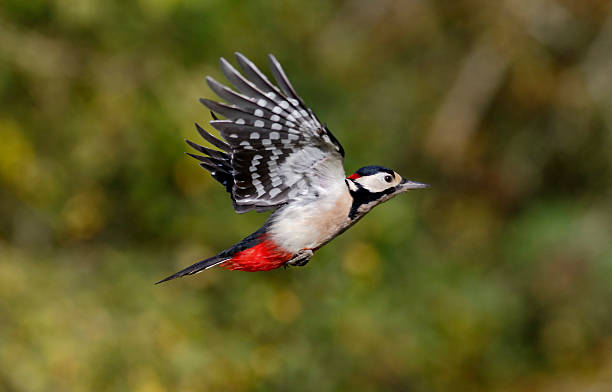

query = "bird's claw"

[{"left": 287, "top": 249, "right": 313, "bottom": 267}]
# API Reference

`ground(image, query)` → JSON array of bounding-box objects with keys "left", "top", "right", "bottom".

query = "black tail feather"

[
  {"left": 156, "top": 226, "right": 268, "bottom": 284},
  {"left": 155, "top": 256, "right": 228, "bottom": 284}
]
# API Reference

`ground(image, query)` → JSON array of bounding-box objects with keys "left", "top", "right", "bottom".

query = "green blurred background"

[{"left": 1, "top": 0, "right": 612, "bottom": 391}]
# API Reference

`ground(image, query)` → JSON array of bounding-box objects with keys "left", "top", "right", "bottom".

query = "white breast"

[{"left": 267, "top": 181, "right": 352, "bottom": 254}]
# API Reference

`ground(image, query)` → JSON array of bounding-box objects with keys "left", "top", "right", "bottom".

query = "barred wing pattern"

[{"left": 187, "top": 53, "right": 346, "bottom": 213}]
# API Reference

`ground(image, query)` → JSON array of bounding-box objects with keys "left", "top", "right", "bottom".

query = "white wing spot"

[
  {"left": 253, "top": 154, "right": 262, "bottom": 160},
  {"left": 271, "top": 123, "right": 282, "bottom": 130},
  {"left": 271, "top": 177, "right": 283, "bottom": 187},
  {"left": 266, "top": 92, "right": 276, "bottom": 99},
  {"left": 270, "top": 115, "right": 280, "bottom": 122},
  {"left": 262, "top": 139, "right": 272, "bottom": 146},
  {"left": 230, "top": 134, "right": 238, "bottom": 138},
  {"left": 272, "top": 106, "right": 282, "bottom": 114},
  {"left": 250, "top": 132, "right": 260, "bottom": 139},
  {"left": 269, "top": 132, "right": 280, "bottom": 140},
  {"left": 288, "top": 98, "right": 299, "bottom": 106},
  {"left": 280, "top": 101, "right": 289, "bottom": 109},
  {"left": 235, "top": 118, "right": 245, "bottom": 125},
  {"left": 254, "top": 120, "right": 264, "bottom": 128},
  {"left": 251, "top": 173, "right": 260, "bottom": 179},
  {"left": 288, "top": 134, "right": 299, "bottom": 141},
  {"left": 254, "top": 109, "right": 264, "bottom": 117},
  {"left": 240, "top": 141, "right": 251, "bottom": 147},
  {"left": 257, "top": 99, "right": 267, "bottom": 107},
  {"left": 269, "top": 188, "right": 281, "bottom": 198}
]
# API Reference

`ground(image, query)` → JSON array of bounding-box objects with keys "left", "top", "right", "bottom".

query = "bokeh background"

[{"left": 1, "top": 0, "right": 612, "bottom": 391}]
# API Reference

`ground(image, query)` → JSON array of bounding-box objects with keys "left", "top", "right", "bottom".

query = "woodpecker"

[{"left": 157, "top": 53, "right": 427, "bottom": 283}]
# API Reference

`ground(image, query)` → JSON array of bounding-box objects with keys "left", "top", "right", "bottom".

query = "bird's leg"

[{"left": 287, "top": 249, "right": 314, "bottom": 267}]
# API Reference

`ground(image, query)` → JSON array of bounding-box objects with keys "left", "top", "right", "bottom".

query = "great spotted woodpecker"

[{"left": 157, "top": 53, "right": 427, "bottom": 283}]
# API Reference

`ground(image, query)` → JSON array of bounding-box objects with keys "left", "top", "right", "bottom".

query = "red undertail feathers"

[{"left": 220, "top": 239, "right": 293, "bottom": 271}]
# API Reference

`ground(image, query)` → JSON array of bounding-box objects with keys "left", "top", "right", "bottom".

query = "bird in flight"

[{"left": 157, "top": 53, "right": 427, "bottom": 283}]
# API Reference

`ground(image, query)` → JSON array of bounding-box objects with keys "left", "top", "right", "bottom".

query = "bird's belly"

[{"left": 268, "top": 191, "right": 353, "bottom": 254}]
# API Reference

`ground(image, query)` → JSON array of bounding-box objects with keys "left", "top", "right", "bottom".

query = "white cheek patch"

[{"left": 355, "top": 173, "right": 394, "bottom": 193}]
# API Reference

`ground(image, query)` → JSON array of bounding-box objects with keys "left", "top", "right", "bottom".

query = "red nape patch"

[
  {"left": 347, "top": 173, "right": 361, "bottom": 180},
  {"left": 220, "top": 239, "right": 293, "bottom": 272}
]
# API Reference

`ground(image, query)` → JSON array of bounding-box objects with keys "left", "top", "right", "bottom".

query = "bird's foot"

[{"left": 287, "top": 249, "right": 313, "bottom": 267}]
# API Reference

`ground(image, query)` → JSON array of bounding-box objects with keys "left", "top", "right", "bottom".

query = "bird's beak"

[{"left": 399, "top": 179, "right": 429, "bottom": 191}]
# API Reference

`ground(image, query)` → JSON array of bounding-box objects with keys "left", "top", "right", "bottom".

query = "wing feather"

[
  {"left": 268, "top": 54, "right": 306, "bottom": 107},
  {"left": 185, "top": 139, "right": 227, "bottom": 160},
  {"left": 195, "top": 122, "right": 230, "bottom": 152},
  {"left": 188, "top": 54, "right": 346, "bottom": 213},
  {"left": 219, "top": 58, "right": 278, "bottom": 107},
  {"left": 235, "top": 53, "right": 285, "bottom": 98}
]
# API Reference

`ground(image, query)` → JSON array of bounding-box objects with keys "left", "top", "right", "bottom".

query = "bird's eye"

[{"left": 384, "top": 175, "right": 393, "bottom": 183}]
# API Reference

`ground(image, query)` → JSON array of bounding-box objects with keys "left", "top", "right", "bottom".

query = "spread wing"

[{"left": 187, "top": 53, "right": 346, "bottom": 213}]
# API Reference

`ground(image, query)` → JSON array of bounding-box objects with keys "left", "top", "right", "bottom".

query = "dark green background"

[{"left": 1, "top": 1, "right": 611, "bottom": 391}]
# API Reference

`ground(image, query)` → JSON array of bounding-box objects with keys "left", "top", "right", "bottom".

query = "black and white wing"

[{"left": 186, "top": 53, "right": 346, "bottom": 213}]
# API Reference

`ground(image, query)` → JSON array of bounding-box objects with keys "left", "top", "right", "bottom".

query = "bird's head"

[{"left": 346, "top": 165, "right": 428, "bottom": 219}]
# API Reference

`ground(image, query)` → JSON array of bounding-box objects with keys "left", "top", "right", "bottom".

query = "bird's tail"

[
  {"left": 156, "top": 226, "right": 270, "bottom": 284},
  {"left": 155, "top": 255, "right": 228, "bottom": 284}
]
